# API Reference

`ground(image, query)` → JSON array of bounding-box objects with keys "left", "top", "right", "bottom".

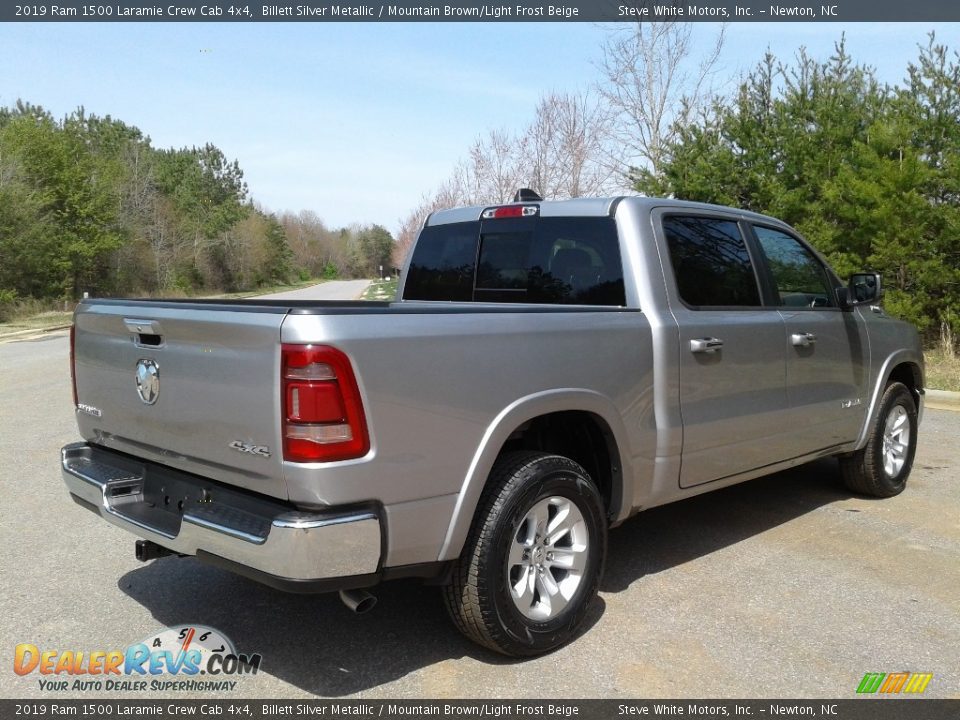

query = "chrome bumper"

[{"left": 61, "top": 443, "right": 381, "bottom": 583}]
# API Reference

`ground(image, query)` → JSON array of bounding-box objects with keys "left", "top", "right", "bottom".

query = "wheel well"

[
  {"left": 499, "top": 411, "right": 622, "bottom": 520},
  {"left": 887, "top": 362, "right": 923, "bottom": 407}
]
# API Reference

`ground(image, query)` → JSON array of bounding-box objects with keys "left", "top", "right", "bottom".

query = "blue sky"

[{"left": 1, "top": 22, "right": 957, "bottom": 231}]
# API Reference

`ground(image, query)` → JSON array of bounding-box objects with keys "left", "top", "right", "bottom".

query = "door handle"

[
  {"left": 690, "top": 337, "right": 724, "bottom": 353},
  {"left": 791, "top": 332, "right": 817, "bottom": 347}
]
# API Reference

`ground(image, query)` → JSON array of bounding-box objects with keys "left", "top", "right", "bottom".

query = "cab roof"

[{"left": 426, "top": 195, "right": 788, "bottom": 229}]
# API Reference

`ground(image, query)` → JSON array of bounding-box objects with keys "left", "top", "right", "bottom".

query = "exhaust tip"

[{"left": 339, "top": 589, "right": 377, "bottom": 614}]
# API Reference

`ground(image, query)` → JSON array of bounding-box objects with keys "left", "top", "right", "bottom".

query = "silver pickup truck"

[{"left": 63, "top": 193, "right": 924, "bottom": 656}]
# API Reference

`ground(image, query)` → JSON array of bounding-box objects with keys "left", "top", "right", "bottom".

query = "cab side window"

[
  {"left": 663, "top": 216, "right": 761, "bottom": 308},
  {"left": 753, "top": 226, "right": 834, "bottom": 308}
]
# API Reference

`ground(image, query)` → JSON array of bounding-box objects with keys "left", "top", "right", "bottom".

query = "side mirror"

[{"left": 838, "top": 272, "right": 882, "bottom": 309}]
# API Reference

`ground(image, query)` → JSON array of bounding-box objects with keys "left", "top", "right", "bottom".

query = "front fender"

[{"left": 855, "top": 348, "right": 925, "bottom": 450}]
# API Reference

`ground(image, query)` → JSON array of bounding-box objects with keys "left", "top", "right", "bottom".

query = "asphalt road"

[
  {"left": 255, "top": 280, "right": 371, "bottom": 301},
  {"left": 1, "top": 333, "right": 957, "bottom": 700}
]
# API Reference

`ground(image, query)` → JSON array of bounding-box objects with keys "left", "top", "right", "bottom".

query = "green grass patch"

[
  {"left": 925, "top": 349, "right": 960, "bottom": 392},
  {"left": 360, "top": 278, "right": 398, "bottom": 302}
]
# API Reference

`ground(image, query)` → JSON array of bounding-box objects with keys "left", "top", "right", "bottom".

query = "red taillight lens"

[
  {"left": 70, "top": 324, "right": 78, "bottom": 408},
  {"left": 281, "top": 344, "right": 369, "bottom": 463}
]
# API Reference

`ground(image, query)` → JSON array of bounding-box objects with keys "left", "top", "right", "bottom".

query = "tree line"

[
  {"left": 0, "top": 102, "right": 394, "bottom": 316},
  {"left": 3, "top": 28, "right": 956, "bottom": 345},
  {"left": 638, "top": 35, "right": 959, "bottom": 345},
  {"left": 402, "top": 28, "right": 958, "bottom": 347}
]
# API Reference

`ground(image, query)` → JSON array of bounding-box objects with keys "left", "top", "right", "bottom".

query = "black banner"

[
  {"left": 2, "top": 700, "right": 960, "bottom": 720},
  {"left": 3, "top": 0, "right": 959, "bottom": 23}
]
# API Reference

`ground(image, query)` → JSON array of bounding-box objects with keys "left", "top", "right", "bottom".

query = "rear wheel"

[
  {"left": 839, "top": 381, "right": 918, "bottom": 497},
  {"left": 443, "top": 451, "right": 607, "bottom": 656}
]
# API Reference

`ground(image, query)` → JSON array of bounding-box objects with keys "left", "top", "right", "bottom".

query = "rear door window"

[{"left": 662, "top": 215, "right": 762, "bottom": 308}]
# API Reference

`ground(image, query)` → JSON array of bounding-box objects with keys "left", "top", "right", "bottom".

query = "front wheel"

[
  {"left": 443, "top": 451, "right": 607, "bottom": 656},
  {"left": 839, "top": 381, "right": 918, "bottom": 497}
]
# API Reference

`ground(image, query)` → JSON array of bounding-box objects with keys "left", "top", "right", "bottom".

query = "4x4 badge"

[
  {"left": 135, "top": 359, "right": 160, "bottom": 405},
  {"left": 229, "top": 441, "right": 271, "bottom": 458}
]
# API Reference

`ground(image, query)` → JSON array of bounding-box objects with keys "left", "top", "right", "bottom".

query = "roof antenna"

[{"left": 513, "top": 188, "right": 543, "bottom": 202}]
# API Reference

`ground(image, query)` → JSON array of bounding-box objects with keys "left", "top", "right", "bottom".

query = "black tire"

[
  {"left": 839, "top": 381, "right": 918, "bottom": 498},
  {"left": 442, "top": 451, "right": 607, "bottom": 657}
]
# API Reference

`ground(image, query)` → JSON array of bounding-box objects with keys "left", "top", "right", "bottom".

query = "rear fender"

[{"left": 436, "top": 389, "right": 633, "bottom": 562}]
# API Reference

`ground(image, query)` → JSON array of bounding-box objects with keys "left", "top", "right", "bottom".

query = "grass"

[
  {"left": 0, "top": 310, "right": 75, "bottom": 336},
  {"left": 360, "top": 278, "right": 398, "bottom": 302},
  {"left": 925, "top": 347, "right": 960, "bottom": 392}
]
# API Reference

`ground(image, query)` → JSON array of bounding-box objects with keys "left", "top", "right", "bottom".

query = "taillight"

[
  {"left": 69, "top": 324, "right": 78, "bottom": 407},
  {"left": 281, "top": 344, "right": 369, "bottom": 463}
]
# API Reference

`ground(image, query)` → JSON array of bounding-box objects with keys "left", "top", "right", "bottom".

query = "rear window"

[{"left": 403, "top": 217, "right": 625, "bottom": 306}]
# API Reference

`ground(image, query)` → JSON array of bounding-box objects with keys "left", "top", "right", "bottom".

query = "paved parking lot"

[{"left": 1, "top": 332, "right": 957, "bottom": 699}]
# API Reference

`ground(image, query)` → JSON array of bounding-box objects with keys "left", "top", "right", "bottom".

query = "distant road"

[{"left": 256, "top": 279, "right": 371, "bottom": 301}]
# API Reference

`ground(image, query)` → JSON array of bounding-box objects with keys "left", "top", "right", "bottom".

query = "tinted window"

[
  {"left": 476, "top": 231, "right": 534, "bottom": 292},
  {"left": 663, "top": 216, "right": 761, "bottom": 307},
  {"left": 403, "top": 222, "right": 479, "bottom": 301},
  {"left": 753, "top": 226, "right": 834, "bottom": 308},
  {"left": 404, "top": 217, "right": 625, "bottom": 306}
]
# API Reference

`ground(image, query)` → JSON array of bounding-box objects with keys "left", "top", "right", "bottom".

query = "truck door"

[
  {"left": 747, "top": 224, "right": 870, "bottom": 454},
  {"left": 657, "top": 212, "right": 790, "bottom": 488}
]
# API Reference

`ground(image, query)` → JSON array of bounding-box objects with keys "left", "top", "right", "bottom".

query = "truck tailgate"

[{"left": 73, "top": 301, "right": 289, "bottom": 500}]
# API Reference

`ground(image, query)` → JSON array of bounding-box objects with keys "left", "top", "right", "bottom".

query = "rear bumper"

[{"left": 61, "top": 442, "right": 382, "bottom": 587}]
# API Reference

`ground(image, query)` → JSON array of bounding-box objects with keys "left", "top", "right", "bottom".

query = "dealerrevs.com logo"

[{"left": 13, "top": 625, "right": 262, "bottom": 693}]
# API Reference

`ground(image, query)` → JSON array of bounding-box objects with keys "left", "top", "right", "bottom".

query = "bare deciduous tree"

[
  {"left": 597, "top": 21, "right": 726, "bottom": 181},
  {"left": 144, "top": 195, "right": 177, "bottom": 290},
  {"left": 466, "top": 129, "right": 524, "bottom": 204},
  {"left": 393, "top": 90, "right": 617, "bottom": 266},
  {"left": 521, "top": 91, "right": 616, "bottom": 198}
]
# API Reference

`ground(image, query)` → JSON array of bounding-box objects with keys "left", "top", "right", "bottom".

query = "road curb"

[
  {"left": 0, "top": 324, "right": 72, "bottom": 343},
  {"left": 926, "top": 389, "right": 960, "bottom": 412}
]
